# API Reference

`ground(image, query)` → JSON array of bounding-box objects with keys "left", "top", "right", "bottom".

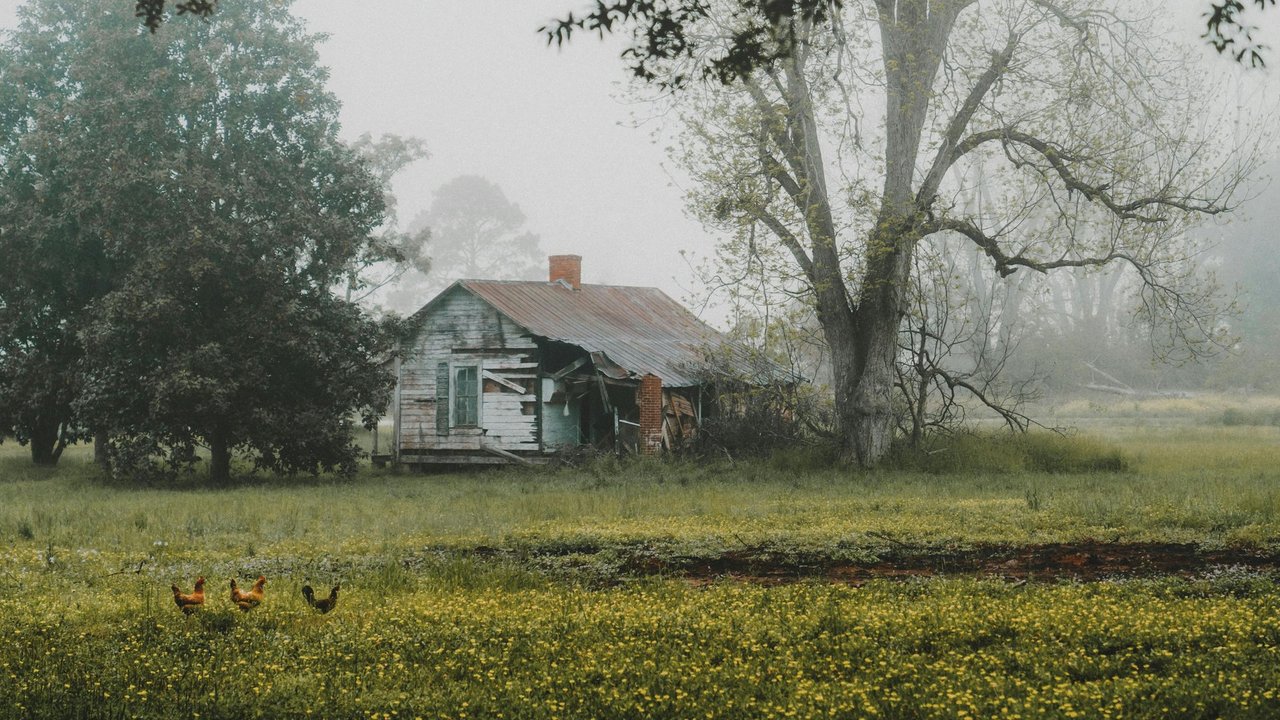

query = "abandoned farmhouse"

[{"left": 381, "top": 255, "right": 778, "bottom": 466}]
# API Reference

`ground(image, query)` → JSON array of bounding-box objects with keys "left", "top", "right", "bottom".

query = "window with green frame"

[{"left": 453, "top": 365, "right": 479, "bottom": 426}]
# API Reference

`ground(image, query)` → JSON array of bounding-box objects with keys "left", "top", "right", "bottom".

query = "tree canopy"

[
  {"left": 0, "top": 0, "right": 406, "bottom": 481},
  {"left": 411, "top": 175, "right": 543, "bottom": 283},
  {"left": 128, "top": 1, "right": 1278, "bottom": 68},
  {"left": 541, "top": 0, "right": 1278, "bottom": 79},
  {"left": 644, "top": 0, "right": 1263, "bottom": 464}
]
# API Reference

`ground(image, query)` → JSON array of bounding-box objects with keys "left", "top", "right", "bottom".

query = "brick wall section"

[
  {"left": 548, "top": 254, "right": 582, "bottom": 290},
  {"left": 637, "top": 374, "right": 663, "bottom": 455}
]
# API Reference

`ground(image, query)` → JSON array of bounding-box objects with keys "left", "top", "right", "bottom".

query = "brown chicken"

[
  {"left": 171, "top": 576, "right": 206, "bottom": 615},
  {"left": 230, "top": 575, "right": 266, "bottom": 611},
  {"left": 302, "top": 583, "right": 340, "bottom": 614}
]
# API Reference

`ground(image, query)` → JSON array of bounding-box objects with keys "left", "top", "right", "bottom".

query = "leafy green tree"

[
  {"left": 1, "top": 0, "right": 405, "bottom": 481},
  {"left": 79, "top": 250, "right": 404, "bottom": 482},
  {"left": 0, "top": 0, "right": 171, "bottom": 464}
]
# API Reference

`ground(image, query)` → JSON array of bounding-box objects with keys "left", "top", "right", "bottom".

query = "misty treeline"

[
  {"left": 600, "top": 0, "right": 1272, "bottom": 465},
  {"left": 0, "top": 0, "right": 434, "bottom": 482},
  {"left": 342, "top": 146, "right": 545, "bottom": 313}
]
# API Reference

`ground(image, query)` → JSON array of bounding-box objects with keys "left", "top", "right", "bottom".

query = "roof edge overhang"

[{"left": 412, "top": 281, "right": 662, "bottom": 384}]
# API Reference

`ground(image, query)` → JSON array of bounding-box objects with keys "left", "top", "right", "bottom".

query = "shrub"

[
  {"left": 1222, "top": 408, "right": 1248, "bottom": 426},
  {"left": 1218, "top": 408, "right": 1280, "bottom": 427},
  {"left": 692, "top": 382, "right": 831, "bottom": 460},
  {"left": 886, "top": 431, "right": 1129, "bottom": 475}
]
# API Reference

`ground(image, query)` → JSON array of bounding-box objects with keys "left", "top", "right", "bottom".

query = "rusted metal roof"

[{"left": 446, "top": 279, "right": 778, "bottom": 387}]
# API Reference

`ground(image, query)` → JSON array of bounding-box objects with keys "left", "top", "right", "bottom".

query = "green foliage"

[
  {"left": 765, "top": 443, "right": 841, "bottom": 474},
  {"left": 544, "top": 0, "right": 1278, "bottom": 86},
  {"left": 1219, "top": 407, "right": 1280, "bottom": 427},
  {"left": 133, "top": 0, "right": 216, "bottom": 33},
  {"left": 541, "top": 0, "right": 839, "bottom": 87},
  {"left": 694, "top": 382, "right": 829, "bottom": 460},
  {"left": 0, "top": 0, "right": 406, "bottom": 480},
  {"left": 348, "top": 132, "right": 433, "bottom": 300},
  {"left": 0, "top": 0, "right": 145, "bottom": 463},
  {"left": 1205, "top": 0, "right": 1278, "bottom": 66}
]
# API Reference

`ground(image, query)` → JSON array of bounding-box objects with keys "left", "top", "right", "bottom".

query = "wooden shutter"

[{"left": 435, "top": 362, "right": 450, "bottom": 435}]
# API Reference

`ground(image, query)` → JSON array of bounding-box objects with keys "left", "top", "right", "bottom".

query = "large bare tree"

[{"left": 659, "top": 0, "right": 1262, "bottom": 465}]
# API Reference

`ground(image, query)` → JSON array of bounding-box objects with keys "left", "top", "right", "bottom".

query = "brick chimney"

[
  {"left": 549, "top": 254, "right": 582, "bottom": 290},
  {"left": 637, "top": 374, "right": 663, "bottom": 456}
]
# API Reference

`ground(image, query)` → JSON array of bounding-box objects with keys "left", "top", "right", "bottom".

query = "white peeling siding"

[{"left": 399, "top": 288, "right": 539, "bottom": 454}]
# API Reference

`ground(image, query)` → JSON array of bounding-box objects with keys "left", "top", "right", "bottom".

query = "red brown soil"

[{"left": 618, "top": 542, "right": 1280, "bottom": 585}]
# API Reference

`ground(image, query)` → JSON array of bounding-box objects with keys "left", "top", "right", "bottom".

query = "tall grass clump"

[
  {"left": 1220, "top": 407, "right": 1280, "bottom": 427},
  {"left": 887, "top": 432, "right": 1129, "bottom": 475}
]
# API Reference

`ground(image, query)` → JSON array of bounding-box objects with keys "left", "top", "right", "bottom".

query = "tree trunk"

[
  {"left": 209, "top": 430, "right": 231, "bottom": 484},
  {"left": 26, "top": 412, "right": 72, "bottom": 466},
  {"left": 824, "top": 1, "right": 961, "bottom": 466},
  {"left": 29, "top": 419, "right": 61, "bottom": 467},
  {"left": 826, "top": 311, "right": 902, "bottom": 466},
  {"left": 93, "top": 429, "right": 110, "bottom": 469},
  {"left": 741, "top": 1, "right": 963, "bottom": 467},
  {"left": 846, "top": 226, "right": 917, "bottom": 466}
]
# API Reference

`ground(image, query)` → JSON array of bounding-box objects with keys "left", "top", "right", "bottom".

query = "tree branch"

[
  {"left": 1001, "top": 129, "right": 1232, "bottom": 222},
  {"left": 943, "top": 126, "right": 1235, "bottom": 223},
  {"left": 928, "top": 215, "right": 1130, "bottom": 277},
  {"left": 749, "top": 208, "right": 817, "bottom": 284},
  {"left": 742, "top": 77, "right": 809, "bottom": 188},
  {"left": 916, "top": 29, "right": 1020, "bottom": 209}
]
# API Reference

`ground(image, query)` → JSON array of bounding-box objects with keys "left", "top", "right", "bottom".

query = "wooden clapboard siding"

[
  {"left": 398, "top": 286, "right": 540, "bottom": 455},
  {"left": 480, "top": 353, "right": 538, "bottom": 450}
]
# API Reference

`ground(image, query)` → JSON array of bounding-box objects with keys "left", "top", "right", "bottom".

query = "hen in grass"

[
  {"left": 302, "top": 583, "right": 340, "bottom": 613},
  {"left": 171, "top": 576, "right": 206, "bottom": 615},
  {"left": 230, "top": 575, "right": 266, "bottom": 611}
]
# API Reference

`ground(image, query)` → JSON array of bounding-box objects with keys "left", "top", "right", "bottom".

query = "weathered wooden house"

[{"left": 384, "top": 255, "right": 774, "bottom": 466}]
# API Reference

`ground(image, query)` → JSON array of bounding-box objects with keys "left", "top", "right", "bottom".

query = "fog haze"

[
  {"left": 0, "top": 1, "right": 1274, "bottom": 320},
  {"left": 293, "top": 0, "right": 1277, "bottom": 315},
  {"left": 296, "top": 1, "right": 701, "bottom": 301}
]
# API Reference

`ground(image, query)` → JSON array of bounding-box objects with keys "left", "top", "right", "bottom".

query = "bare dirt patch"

[{"left": 618, "top": 542, "right": 1280, "bottom": 585}]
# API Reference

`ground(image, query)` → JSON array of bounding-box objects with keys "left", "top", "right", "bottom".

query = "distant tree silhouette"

[{"left": 387, "top": 176, "right": 541, "bottom": 311}]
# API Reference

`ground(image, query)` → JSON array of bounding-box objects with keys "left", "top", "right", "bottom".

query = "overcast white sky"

[
  {"left": 0, "top": 1, "right": 1275, "bottom": 319},
  {"left": 292, "top": 1, "right": 701, "bottom": 297}
]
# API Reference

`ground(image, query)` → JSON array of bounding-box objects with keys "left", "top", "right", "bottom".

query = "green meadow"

[{"left": 2, "top": 396, "right": 1279, "bottom": 719}]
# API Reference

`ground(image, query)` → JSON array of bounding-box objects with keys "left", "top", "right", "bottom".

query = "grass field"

[{"left": 2, "top": 398, "right": 1279, "bottom": 718}]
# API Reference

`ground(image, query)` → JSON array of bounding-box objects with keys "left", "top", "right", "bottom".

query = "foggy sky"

[
  {"left": 0, "top": 1, "right": 1274, "bottom": 323},
  {"left": 288, "top": 0, "right": 1278, "bottom": 319},
  {"left": 294, "top": 1, "right": 702, "bottom": 301}
]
